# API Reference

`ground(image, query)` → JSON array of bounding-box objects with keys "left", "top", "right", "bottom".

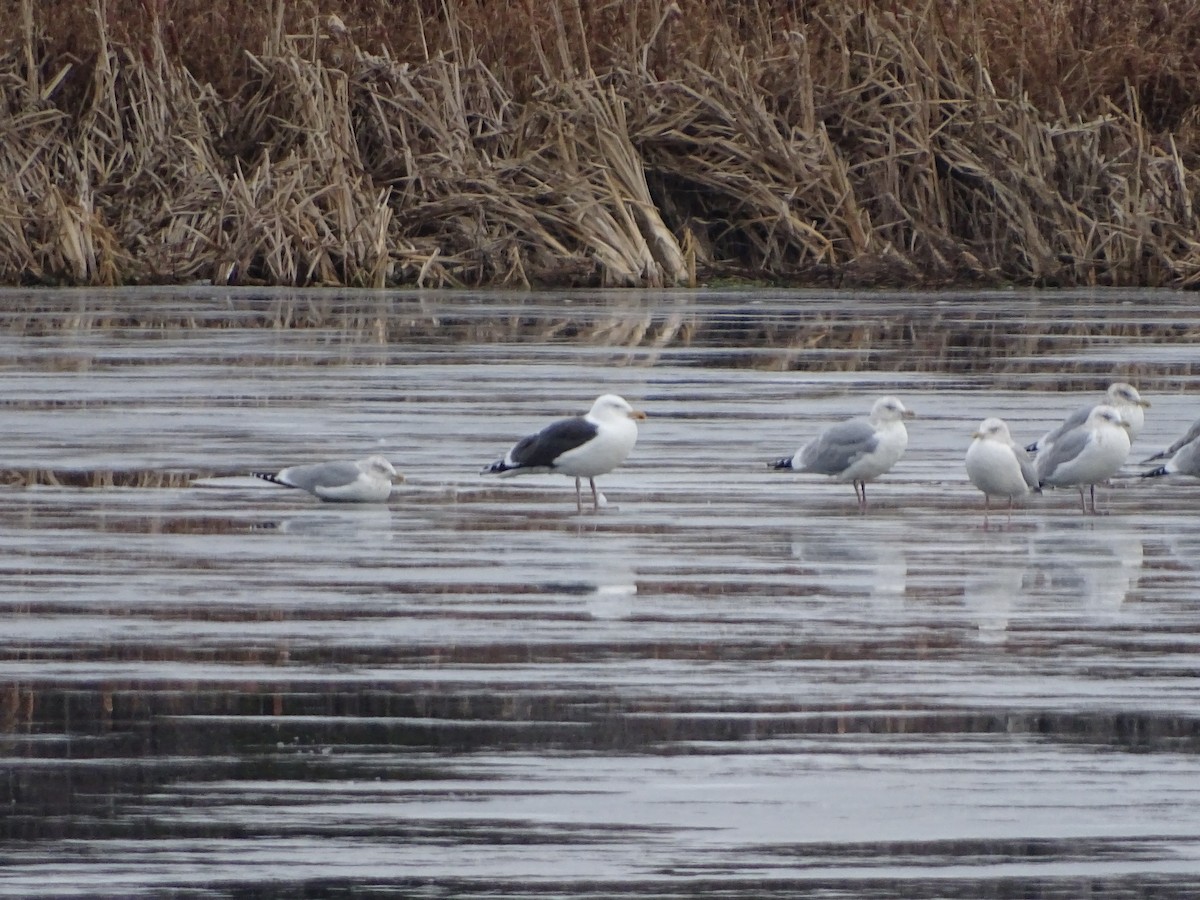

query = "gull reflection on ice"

[
  {"left": 790, "top": 530, "right": 907, "bottom": 606},
  {"left": 963, "top": 565, "right": 1028, "bottom": 645},
  {"left": 1027, "top": 523, "right": 1144, "bottom": 614},
  {"left": 585, "top": 573, "right": 638, "bottom": 621}
]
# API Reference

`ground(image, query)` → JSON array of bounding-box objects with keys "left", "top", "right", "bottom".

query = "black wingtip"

[
  {"left": 1024, "top": 441, "right": 1038, "bottom": 454},
  {"left": 768, "top": 456, "right": 793, "bottom": 471},
  {"left": 252, "top": 472, "right": 285, "bottom": 485},
  {"left": 1142, "top": 466, "right": 1169, "bottom": 478},
  {"left": 482, "top": 460, "right": 512, "bottom": 476}
]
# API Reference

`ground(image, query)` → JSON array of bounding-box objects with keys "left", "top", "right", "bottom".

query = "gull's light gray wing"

[
  {"left": 1171, "top": 438, "right": 1200, "bottom": 476},
  {"left": 1143, "top": 417, "right": 1200, "bottom": 463},
  {"left": 799, "top": 418, "right": 878, "bottom": 475},
  {"left": 1033, "top": 403, "right": 1092, "bottom": 451},
  {"left": 1035, "top": 427, "right": 1091, "bottom": 483},
  {"left": 1012, "top": 442, "right": 1041, "bottom": 491},
  {"left": 278, "top": 460, "right": 364, "bottom": 492}
]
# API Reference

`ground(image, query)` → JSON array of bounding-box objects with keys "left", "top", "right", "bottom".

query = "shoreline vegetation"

[{"left": 2, "top": 1, "right": 1199, "bottom": 291}]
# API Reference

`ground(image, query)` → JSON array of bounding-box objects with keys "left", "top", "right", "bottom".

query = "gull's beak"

[
  {"left": 629, "top": 409, "right": 647, "bottom": 421},
  {"left": 971, "top": 431, "right": 984, "bottom": 440},
  {"left": 1140, "top": 399, "right": 1152, "bottom": 408},
  {"left": 902, "top": 409, "right": 916, "bottom": 419},
  {"left": 392, "top": 473, "right": 406, "bottom": 483}
]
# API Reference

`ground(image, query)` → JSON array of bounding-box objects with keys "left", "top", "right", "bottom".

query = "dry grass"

[
  {"left": 1, "top": 0, "right": 1198, "bottom": 288},
  {"left": 0, "top": 468, "right": 205, "bottom": 488}
]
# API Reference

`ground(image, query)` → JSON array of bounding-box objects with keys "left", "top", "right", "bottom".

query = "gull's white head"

[
  {"left": 972, "top": 417, "right": 1011, "bottom": 441},
  {"left": 1089, "top": 404, "right": 1130, "bottom": 431},
  {"left": 871, "top": 396, "right": 915, "bottom": 423},
  {"left": 363, "top": 455, "right": 399, "bottom": 478},
  {"left": 1107, "top": 382, "right": 1150, "bottom": 409},
  {"left": 590, "top": 393, "right": 647, "bottom": 422}
]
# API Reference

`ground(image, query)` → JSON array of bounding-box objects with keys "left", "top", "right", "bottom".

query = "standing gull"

[
  {"left": 1035, "top": 404, "right": 1131, "bottom": 513},
  {"left": 1027, "top": 382, "right": 1150, "bottom": 453},
  {"left": 482, "top": 393, "right": 646, "bottom": 512},
  {"left": 1142, "top": 417, "right": 1200, "bottom": 478},
  {"left": 769, "top": 396, "right": 915, "bottom": 511},
  {"left": 252, "top": 455, "right": 398, "bottom": 503},
  {"left": 965, "top": 417, "right": 1040, "bottom": 528}
]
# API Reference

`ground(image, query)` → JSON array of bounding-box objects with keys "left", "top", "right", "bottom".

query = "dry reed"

[{"left": 1, "top": 0, "right": 1198, "bottom": 288}]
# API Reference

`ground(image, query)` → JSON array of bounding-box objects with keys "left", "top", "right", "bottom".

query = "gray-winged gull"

[
  {"left": 482, "top": 393, "right": 646, "bottom": 512},
  {"left": 252, "top": 455, "right": 398, "bottom": 503},
  {"left": 769, "top": 396, "right": 915, "bottom": 511},
  {"left": 965, "top": 417, "right": 1040, "bottom": 527},
  {"left": 1027, "top": 382, "right": 1149, "bottom": 453},
  {"left": 1142, "top": 417, "right": 1200, "bottom": 478},
  {"left": 1034, "top": 404, "right": 1131, "bottom": 513},
  {"left": 1142, "top": 416, "right": 1200, "bottom": 466}
]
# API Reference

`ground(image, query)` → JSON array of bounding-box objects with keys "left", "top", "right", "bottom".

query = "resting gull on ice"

[
  {"left": 1034, "top": 404, "right": 1131, "bottom": 513},
  {"left": 769, "top": 396, "right": 915, "bottom": 511},
  {"left": 252, "top": 455, "right": 398, "bottom": 503},
  {"left": 1141, "top": 417, "right": 1200, "bottom": 479},
  {"left": 965, "top": 417, "right": 1040, "bottom": 528},
  {"left": 482, "top": 393, "right": 646, "bottom": 512},
  {"left": 1027, "top": 382, "right": 1149, "bottom": 453}
]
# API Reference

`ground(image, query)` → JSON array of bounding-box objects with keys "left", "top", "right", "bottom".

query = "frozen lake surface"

[{"left": 2, "top": 287, "right": 1200, "bottom": 898}]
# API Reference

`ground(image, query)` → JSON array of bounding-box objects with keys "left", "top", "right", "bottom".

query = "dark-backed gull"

[{"left": 482, "top": 393, "right": 645, "bottom": 511}]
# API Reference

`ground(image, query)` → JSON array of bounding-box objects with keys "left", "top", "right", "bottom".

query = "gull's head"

[
  {"left": 591, "top": 393, "right": 647, "bottom": 421},
  {"left": 1090, "top": 404, "right": 1129, "bottom": 431},
  {"left": 1108, "top": 382, "right": 1150, "bottom": 409},
  {"left": 872, "top": 396, "right": 915, "bottom": 422},
  {"left": 364, "top": 455, "right": 400, "bottom": 479},
  {"left": 972, "top": 417, "right": 1011, "bottom": 441}
]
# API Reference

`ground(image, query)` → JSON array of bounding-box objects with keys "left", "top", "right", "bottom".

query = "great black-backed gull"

[
  {"left": 482, "top": 393, "right": 646, "bottom": 511},
  {"left": 1142, "top": 417, "right": 1200, "bottom": 478},
  {"left": 965, "top": 417, "right": 1040, "bottom": 527},
  {"left": 1026, "top": 382, "right": 1149, "bottom": 453},
  {"left": 1034, "top": 404, "right": 1131, "bottom": 513},
  {"left": 769, "top": 396, "right": 914, "bottom": 510},
  {"left": 252, "top": 455, "right": 397, "bottom": 503}
]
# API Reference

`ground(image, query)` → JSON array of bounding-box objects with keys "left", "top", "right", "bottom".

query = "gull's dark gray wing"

[{"left": 486, "top": 416, "right": 598, "bottom": 473}]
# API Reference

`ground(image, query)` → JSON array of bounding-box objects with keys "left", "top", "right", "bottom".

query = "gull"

[
  {"left": 252, "top": 455, "right": 398, "bottom": 503},
  {"left": 769, "top": 396, "right": 915, "bottom": 511},
  {"left": 482, "top": 393, "right": 646, "bottom": 512},
  {"left": 1034, "top": 404, "right": 1131, "bottom": 513},
  {"left": 965, "top": 417, "right": 1040, "bottom": 528},
  {"left": 1141, "top": 418, "right": 1200, "bottom": 479},
  {"left": 1027, "top": 382, "right": 1149, "bottom": 453},
  {"left": 1141, "top": 417, "right": 1200, "bottom": 465}
]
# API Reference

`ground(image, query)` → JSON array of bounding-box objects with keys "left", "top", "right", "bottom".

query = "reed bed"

[
  {"left": 2, "top": 0, "right": 1198, "bottom": 288},
  {"left": 0, "top": 468, "right": 206, "bottom": 489}
]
